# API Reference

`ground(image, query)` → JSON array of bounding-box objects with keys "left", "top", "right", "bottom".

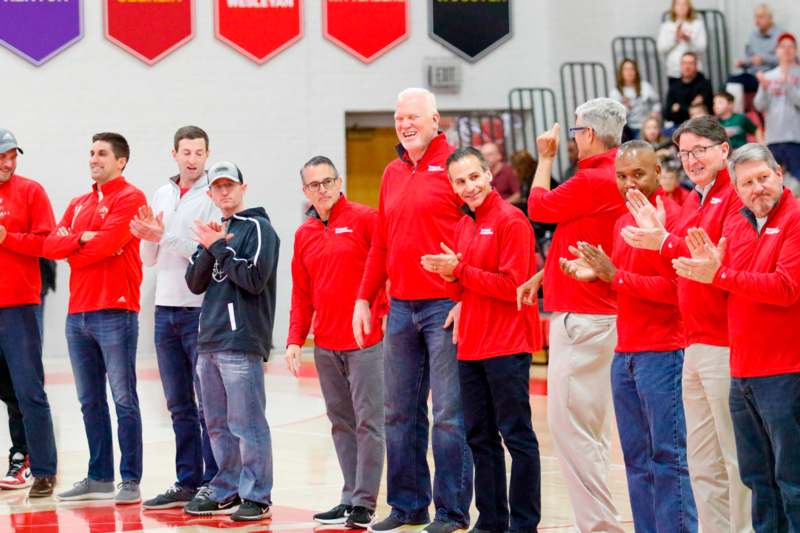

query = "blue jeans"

[
  {"left": 384, "top": 298, "right": 472, "bottom": 526},
  {"left": 197, "top": 351, "right": 272, "bottom": 505},
  {"left": 730, "top": 373, "right": 800, "bottom": 533},
  {"left": 459, "top": 353, "right": 540, "bottom": 533},
  {"left": 66, "top": 310, "right": 142, "bottom": 482},
  {"left": 769, "top": 142, "right": 800, "bottom": 180},
  {"left": 0, "top": 305, "right": 57, "bottom": 476},
  {"left": 611, "top": 350, "right": 696, "bottom": 533},
  {"left": 154, "top": 306, "right": 217, "bottom": 488}
]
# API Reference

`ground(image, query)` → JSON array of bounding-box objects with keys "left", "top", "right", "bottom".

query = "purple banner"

[{"left": 0, "top": 0, "right": 83, "bottom": 66}]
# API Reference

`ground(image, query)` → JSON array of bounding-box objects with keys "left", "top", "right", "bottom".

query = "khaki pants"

[
  {"left": 548, "top": 312, "right": 624, "bottom": 533},
  {"left": 683, "top": 343, "right": 753, "bottom": 533}
]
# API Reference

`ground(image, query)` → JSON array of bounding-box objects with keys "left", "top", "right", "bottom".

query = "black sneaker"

[
  {"left": 420, "top": 520, "right": 465, "bottom": 533},
  {"left": 346, "top": 506, "right": 375, "bottom": 529},
  {"left": 184, "top": 493, "right": 240, "bottom": 515},
  {"left": 369, "top": 515, "right": 426, "bottom": 533},
  {"left": 143, "top": 484, "right": 197, "bottom": 510},
  {"left": 231, "top": 499, "right": 271, "bottom": 522},
  {"left": 314, "top": 504, "right": 353, "bottom": 524}
]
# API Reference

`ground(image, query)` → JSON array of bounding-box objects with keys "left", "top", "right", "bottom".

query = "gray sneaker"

[
  {"left": 57, "top": 478, "right": 115, "bottom": 501},
  {"left": 115, "top": 480, "right": 141, "bottom": 505}
]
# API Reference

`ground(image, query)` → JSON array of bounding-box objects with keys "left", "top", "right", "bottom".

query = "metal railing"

[{"left": 507, "top": 87, "right": 563, "bottom": 178}]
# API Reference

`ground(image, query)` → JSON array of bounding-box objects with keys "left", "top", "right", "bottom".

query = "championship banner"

[
  {"left": 323, "top": 0, "right": 407, "bottom": 64},
  {"left": 0, "top": 0, "right": 83, "bottom": 66},
  {"left": 428, "top": 0, "right": 512, "bottom": 63},
  {"left": 104, "top": 0, "right": 194, "bottom": 65},
  {"left": 215, "top": 0, "right": 303, "bottom": 64}
]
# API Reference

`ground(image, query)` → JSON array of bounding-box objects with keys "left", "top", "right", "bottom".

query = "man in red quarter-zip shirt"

[
  {"left": 0, "top": 128, "right": 58, "bottom": 498},
  {"left": 42, "top": 132, "right": 147, "bottom": 504},
  {"left": 518, "top": 98, "right": 628, "bottom": 533},
  {"left": 672, "top": 143, "right": 800, "bottom": 532},
  {"left": 285, "top": 156, "right": 386, "bottom": 530},
  {"left": 622, "top": 116, "right": 751, "bottom": 532},
  {"left": 421, "top": 147, "right": 541, "bottom": 533},
  {"left": 352, "top": 88, "right": 472, "bottom": 533},
  {"left": 563, "top": 141, "right": 696, "bottom": 532}
]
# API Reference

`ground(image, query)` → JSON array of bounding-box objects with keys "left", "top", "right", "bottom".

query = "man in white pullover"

[{"left": 129, "top": 126, "right": 220, "bottom": 509}]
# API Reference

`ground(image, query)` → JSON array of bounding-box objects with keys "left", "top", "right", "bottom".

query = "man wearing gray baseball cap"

[
  {"left": 0, "top": 128, "right": 59, "bottom": 497},
  {"left": 184, "top": 161, "right": 280, "bottom": 522}
]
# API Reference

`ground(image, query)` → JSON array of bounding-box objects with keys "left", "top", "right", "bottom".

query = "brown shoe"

[{"left": 28, "top": 476, "right": 56, "bottom": 498}]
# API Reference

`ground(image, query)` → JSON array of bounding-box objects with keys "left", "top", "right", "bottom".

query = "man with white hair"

[
  {"left": 672, "top": 143, "right": 800, "bottom": 531},
  {"left": 518, "top": 98, "right": 628, "bottom": 532},
  {"left": 353, "top": 88, "right": 472, "bottom": 533},
  {"left": 729, "top": 4, "right": 783, "bottom": 95}
]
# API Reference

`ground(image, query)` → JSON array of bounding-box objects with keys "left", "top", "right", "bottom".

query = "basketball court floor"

[{"left": 0, "top": 354, "right": 635, "bottom": 532}]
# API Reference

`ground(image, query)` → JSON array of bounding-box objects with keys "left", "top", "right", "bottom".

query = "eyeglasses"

[
  {"left": 568, "top": 126, "right": 590, "bottom": 139},
  {"left": 677, "top": 142, "right": 722, "bottom": 161},
  {"left": 304, "top": 177, "right": 338, "bottom": 193}
]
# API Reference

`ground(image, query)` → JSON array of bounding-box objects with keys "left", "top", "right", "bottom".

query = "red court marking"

[{"left": 0, "top": 503, "right": 319, "bottom": 532}]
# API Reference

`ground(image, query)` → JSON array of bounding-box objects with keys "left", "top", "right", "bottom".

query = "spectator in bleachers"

[
  {"left": 664, "top": 52, "right": 714, "bottom": 126},
  {"left": 729, "top": 4, "right": 783, "bottom": 95},
  {"left": 657, "top": 165, "right": 690, "bottom": 205},
  {"left": 510, "top": 150, "right": 536, "bottom": 209},
  {"left": 754, "top": 32, "right": 800, "bottom": 178},
  {"left": 713, "top": 91, "right": 762, "bottom": 149},
  {"left": 563, "top": 139, "right": 579, "bottom": 181},
  {"left": 657, "top": 0, "right": 707, "bottom": 83},
  {"left": 688, "top": 101, "right": 710, "bottom": 119},
  {"left": 610, "top": 59, "right": 661, "bottom": 138},
  {"left": 642, "top": 116, "right": 676, "bottom": 163},
  {"left": 480, "top": 142, "right": 521, "bottom": 203}
]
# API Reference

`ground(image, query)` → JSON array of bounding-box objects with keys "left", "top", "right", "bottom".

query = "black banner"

[{"left": 428, "top": 0, "right": 511, "bottom": 62}]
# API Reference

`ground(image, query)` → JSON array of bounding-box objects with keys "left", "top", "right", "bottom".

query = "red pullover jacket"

[
  {"left": 0, "top": 174, "right": 56, "bottom": 307},
  {"left": 445, "top": 190, "right": 541, "bottom": 360},
  {"left": 714, "top": 189, "right": 800, "bottom": 378},
  {"left": 659, "top": 168, "right": 742, "bottom": 346},
  {"left": 43, "top": 176, "right": 146, "bottom": 314},
  {"left": 288, "top": 196, "right": 387, "bottom": 351},
  {"left": 611, "top": 192, "right": 685, "bottom": 353},
  {"left": 528, "top": 149, "right": 626, "bottom": 314},
  {"left": 358, "top": 133, "right": 462, "bottom": 302}
]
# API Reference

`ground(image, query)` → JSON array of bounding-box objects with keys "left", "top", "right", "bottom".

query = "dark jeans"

[
  {"left": 769, "top": 142, "right": 800, "bottom": 179},
  {"left": 611, "top": 350, "right": 697, "bottom": 533},
  {"left": 728, "top": 72, "right": 760, "bottom": 93},
  {"left": 0, "top": 301, "right": 44, "bottom": 460},
  {"left": 154, "top": 306, "right": 217, "bottom": 488},
  {"left": 730, "top": 373, "right": 800, "bottom": 533},
  {"left": 0, "top": 305, "right": 57, "bottom": 476},
  {"left": 66, "top": 310, "right": 142, "bottom": 482},
  {"left": 459, "top": 353, "right": 541, "bottom": 533},
  {"left": 384, "top": 298, "right": 473, "bottom": 526}
]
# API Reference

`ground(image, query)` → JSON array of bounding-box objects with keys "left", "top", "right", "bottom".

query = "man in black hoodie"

[
  {"left": 184, "top": 161, "right": 280, "bottom": 522},
  {"left": 665, "top": 52, "right": 714, "bottom": 126}
]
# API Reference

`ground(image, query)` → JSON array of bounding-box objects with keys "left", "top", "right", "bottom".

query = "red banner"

[
  {"left": 104, "top": 0, "right": 194, "bottom": 65},
  {"left": 323, "top": 0, "right": 407, "bottom": 64},
  {"left": 215, "top": 0, "right": 303, "bottom": 64}
]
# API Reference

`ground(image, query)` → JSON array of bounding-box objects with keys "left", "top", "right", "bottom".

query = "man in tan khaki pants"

[{"left": 519, "top": 98, "right": 628, "bottom": 532}]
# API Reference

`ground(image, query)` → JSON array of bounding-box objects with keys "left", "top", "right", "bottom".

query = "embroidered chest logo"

[
  {"left": 764, "top": 227, "right": 780, "bottom": 235},
  {"left": 428, "top": 165, "right": 444, "bottom": 172},
  {"left": 0, "top": 198, "right": 6, "bottom": 220},
  {"left": 479, "top": 228, "right": 494, "bottom": 236},
  {"left": 212, "top": 260, "right": 228, "bottom": 283},
  {"left": 709, "top": 197, "right": 722, "bottom": 205},
  {"left": 334, "top": 227, "right": 353, "bottom": 234},
  {"left": 97, "top": 206, "right": 109, "bottom": 220}
]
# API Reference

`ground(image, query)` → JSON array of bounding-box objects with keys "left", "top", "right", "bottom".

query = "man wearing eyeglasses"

[
  {"left": 285, "top": 156, "right": 387, "bottom": 530},
  {"left": 519, "top": 98, "right": 628, "bottom": 533},
  {"left": 621, "top": 116, "right": 752, "bottom": 533}
]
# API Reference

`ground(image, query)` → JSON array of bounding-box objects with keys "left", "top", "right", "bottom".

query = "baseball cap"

[
  {"left": 777, "top": 32, "right": 797, "bottom": 47},
  {"left": 208, "top": 161, "right": 243, "bottom": 185},
  {"left": 0, "top": 129, "right": 23, "bottom": 154}
]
